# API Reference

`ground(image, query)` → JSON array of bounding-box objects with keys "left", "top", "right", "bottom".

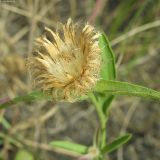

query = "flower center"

[{"left": 47, "top": 44, "right": 85, "bottom": 87}]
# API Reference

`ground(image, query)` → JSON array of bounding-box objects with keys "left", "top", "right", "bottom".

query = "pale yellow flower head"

[{"left": 27, "top": 18, "right": 101, "bottom": 102}]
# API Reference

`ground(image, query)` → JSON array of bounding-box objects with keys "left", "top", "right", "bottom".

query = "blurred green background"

[{"left": 0, "top": 0, "right": 160, "bottom": 160}]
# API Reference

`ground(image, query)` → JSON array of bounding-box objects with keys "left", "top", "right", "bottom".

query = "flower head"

[{"left": 27, "top": 18, "right": 101, "bottom": 101}]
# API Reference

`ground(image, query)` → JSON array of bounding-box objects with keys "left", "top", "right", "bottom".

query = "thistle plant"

[
  {"left": 0, "top": 19, "right": 160, "bottom": 160},
  {"left": 27, "top": 18, "right": 101, "bottom": 102}
]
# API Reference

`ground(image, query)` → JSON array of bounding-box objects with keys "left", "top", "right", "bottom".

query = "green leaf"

[
  {"left": 99, "top": 33, "right": 116, "bottom": 80},
  {"left": 0, "top": 153, "right": 3, "bottom": 160},
  {"left": 101, "top": 95, "right": 114, "bottom": 114},
  {"left": 50, "top": 141, "right": 88, "bottom": 155},
  {"left": 0, "top": 91, "right": 52, "bottom": 109},
  {"left": 0, "top": 132, "right": 21, "bottom": 147},
  {"left": 98, "top": 33, "right": 116, "bottom": 114},
  {"left": 102, "top": 134, "right": 132, "bottom": 154},
  {"left": 95, "top": 80, "right": 160, "bottom": 101},
  {"left": 0, "top": 116, "right": 11, "bottom": 130},
  {"left": 15, "top": 150, "right": 34, "bottom": 160},
  {"left": 0, "top": 139, "right": 3, "bottom": 146},
  {"left": 77, "top": 95, "right": 88, "bottom": 101}
]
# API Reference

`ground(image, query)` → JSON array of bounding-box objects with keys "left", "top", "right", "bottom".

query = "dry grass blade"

[
  {"left": 10, "top": 106, "right": 58, "bottom": 133},
  {"left": 111, "top": 20, "right": 160, "bottom": 46}
]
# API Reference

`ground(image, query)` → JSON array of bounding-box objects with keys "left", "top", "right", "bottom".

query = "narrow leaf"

[
  {"left": 95, "top": 80, "right": 160, "bottom": 101},
  {"left": 102, "top": 95, "right": 114, "bottom": 114},
  {"left": 0, "top": 139, "right": 3, "bottom": 146},
  {"left": 98, "top": 33, "right": 116, "bottom": 113},
  {"left": 102, "top": 134, "right": 132, "bottom": 154},
  {"left": 0, "top": 91, "right": 52, "bottom": 109},
  {"left": 99, "top": 33, "right": 116, "bottom": 80},
  {"left": 50, "top": 141, "right": 88, "bottom": 154},
  {"left": 0, "top": 117, "right": 11, "bottom": 129}
]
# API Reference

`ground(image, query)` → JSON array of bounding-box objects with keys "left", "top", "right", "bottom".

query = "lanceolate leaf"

[
  {"left": 95, "top": 80, "right": 160, "bottom": 101},
  {"left": 98, "top": 33, "right": 116, "bottom": 114},
  {"left": 102, "top": 134, "right": 132, "bottom": 154},
  {"left": 99, "top": 33, "right": 116, "bottom": 80},
  {"left": 101, "top": 95, "right": 114, "bottom": 114},
  {"left": 0, "top": 91, "right": 52, "bottom": 109},
  {"left": 50, "top": 141, "right": 88, "bottom": 155}
]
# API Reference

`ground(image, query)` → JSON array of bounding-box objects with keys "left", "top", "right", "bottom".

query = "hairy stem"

[{"left": 89, "top": 93, "right": 107, "bottom": 155}]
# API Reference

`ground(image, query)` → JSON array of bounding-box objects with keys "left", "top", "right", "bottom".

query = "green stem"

[
  {"left": 101, "top": 117, "right": 107, "bottom": 149},
  {"left": 89, "top": 93, "right": 107, "bottom": 150}
]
